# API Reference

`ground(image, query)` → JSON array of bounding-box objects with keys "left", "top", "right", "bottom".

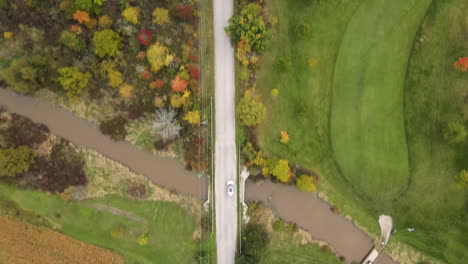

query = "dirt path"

[
  {"left": 0, "top": 88, "right": 206, "bottom": 198},
  {"left": 246, "top": 180, "right": 397, "bottom": 264}
]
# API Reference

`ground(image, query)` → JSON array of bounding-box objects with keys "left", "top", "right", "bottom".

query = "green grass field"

[
  {"left": 0, "top": 184, "right": 198, "bottom": 264},
  {"left": 330, "top": 0, "right": 431, "bottom": 201},
  {"left": 256, "top": 0, "right": 468, "bottom": 262},
  {"left": 260, "top": 232, "right": 341, "bottom": 264}
]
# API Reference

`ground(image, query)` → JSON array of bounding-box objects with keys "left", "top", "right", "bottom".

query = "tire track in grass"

[{"left": 330, "top": 0, "right": 432, "bottom": 201}]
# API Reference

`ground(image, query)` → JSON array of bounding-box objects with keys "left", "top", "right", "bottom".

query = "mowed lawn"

[
  {"left": 330, "top": 0, "right": 431, "bottom": 201},
  {"left": 257, "top": 0, "right": 467, "bottom": 262},
  {"left": 0, "top": 184, "right": 197, "bottom": 264}
]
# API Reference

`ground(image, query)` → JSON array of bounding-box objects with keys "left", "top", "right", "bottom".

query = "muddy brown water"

[
  {"left": 0, "top": 88, "right": 397, "bottom": 264},
  {"left": 246, "top": 180, "right": 398, "bottom": 264},
  {"left": 0, "top": 88, "right": 206, "bottom": 198}
]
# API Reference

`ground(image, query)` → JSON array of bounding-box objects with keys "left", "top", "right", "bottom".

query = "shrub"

[
  {"left": 57, "top": 67, "right": 91, "bottom": 97},
  {"left": 98, "top": 15, "right": 113, "bottom": 28},
  {"left": 226, "top": 3, "right": 270, "bottom": 52},
  {"left": 59, "top": 30, "right": 86, "bottom": 52},
  {"left": 272, "top": 219, "right": 284, "bottom": 231},
  {"left": 280, "top": 131, "right": 289, "bottom": 144},
  {"left": 153, "top": 109, "right": 181, "bottom": 142},
  {"left": 127, "top": 183, "right": 147, "bottom": 199},
  {"left": 174, "top": 4, "right": 195, "bottom": 21},
  {"left": 443, "top": 121, "right": 467, "bottom": 145},
  {"left": 0, "top": 146, "right": 35, "bottom": 177},
  {"left": 237, "top": 88, "right": 266, "bottom": 127},
  {"left": 292, "top": 22, "right": 311, "bottom": 40},
  {"left": 1, "top": 56, "right": 48, "bottom": 94},
  {"left": 152, "top": 8, "right": 169, "bottom": 25},
  {"left": 184, "top": 110, "right": 201, "bottom": 125},
  {"left": 455, "top": 170, "right": 468, "bottom": 189},
  {"left": 99, "top": 116, "right": 128, "bottom": 141},
  {"left": 111, "top": 225, "right": 127, "bottom": 239},
  {"left": 236, "top": 223, "right": 268, "bottom": 264},
  {"left": 137, "top": 29, "right": 153, "bottom": 46},
  {"left": 147, "top": 42, "right": 169, "bottom": 72},
  {"left": 107, "top": 69, "right": 123, "bottom": 88},
  {"left": 3, "top": 114, "right": 49, "bottom": 148},
  {"left": 296, "top": 175, "right": 316, "bottom": 192},
  {"left": 122, "top": 6, "right": 139, "bottom": 24},
  {"left": 34, "top": 142, "right": 87, "bottom": 193},
  {"left": 119, "top": 83, "right": 134, "bottom": 99},
  {"left": 137, "top": 231, "right": 149, "bottom": 246},
  {"left": 93, "top": 29, "right": 122, "bottom": 58},
  {"left": 271, "top": 160, "right": 291, "bottom": 183}
]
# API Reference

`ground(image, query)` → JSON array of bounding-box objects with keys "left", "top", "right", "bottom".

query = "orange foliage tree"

[
  {"left": 453, "top": 57, "right": 468, "bottom": 72},
  {"left": 171, "top": 75, "right": 188, "bottom": 92},
  {"left": 73, "top": 10, "right": 90, "bottom": 24}
]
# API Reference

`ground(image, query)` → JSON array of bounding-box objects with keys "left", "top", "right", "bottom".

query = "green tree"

[
  {"left": 57, "top": 67, "right": 91, "bottom": 97},
  {"left": 443, "top": 121, "right": 467, "bottom": 144},
  {"left": 236, "top": 223, "right": 268, "bottom": 264},
  {"left": 455, "top": 170, "right": 468, "bottom": 189},
  {"left": 271, "top": 159, "right": 291, "bottom": 183},
  {"left": 1, "top": 56, "right": 49, "bottom": 94},
  {"left": 92, "top": 29, "right": 122, "bottom": 58},
  {"left": 0, "top": 146, "right": 35, "bottom": 177},
  {"left": 237, "top": 88, "right": 266, "bottom": 127},
  {"left": 59, "top": 30, "right": 86, "bottom": 52},
  {"left": 226, "top": 3, "right": 270, "bottom": 52},
  {"left": 296, "top": 174, "right": 316, "bottom": 192}
]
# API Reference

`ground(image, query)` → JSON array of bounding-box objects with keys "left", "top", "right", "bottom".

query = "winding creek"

[{"left": 0, "top": 88, "right": 396, "bottom": 264}]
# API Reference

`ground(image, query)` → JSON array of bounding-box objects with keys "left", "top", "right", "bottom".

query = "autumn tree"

[
  {"left": 226, "top": 3, "right": 270, "bottom": 52},
  {"left": 73, "top": 10, "right": 90, "bottom": 24},
  {"left": 271, "top": 159, "right": 291, "bottom": 183},
  {"left": 174, "top": 4, "right": 195, "bottom": 21},
  {"left": 153, "top": 8, "right": 169, "bottom": 25},
  {"left": 453, "top": 57, "right": 468, "bottom": 72},
  {"left": 122, "top": 6, "right": 139, "bottom": 24},
  {"left": 184, "top": 110, "right": 201, "bottom": 125},
  {"left": 93, "top": 29, "right": 122, "bottom": 58},
  {"left": 0, "top": 146, "right": 35, "bottom": 177},
  {"left": 296, "top": 175, "right": 316, "bottom": 192},
  {"left": 147, "top": 42, "right": 169, "bottom": 72},
  {"left": 137, "top": 29, "right": 153, "bottom": 46},
  {"left": 57, "top": 67, "right": 91, "bottom": 97},
  {"left": 237, "top": 88, "right": 266, "bottom": 127},
  {"left": 171, "top": 74, "right": 188, "bottom": 92}
]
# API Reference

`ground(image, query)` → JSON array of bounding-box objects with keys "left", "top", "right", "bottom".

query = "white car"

[{"left": 227, "top": 180, "right": 234, "bottom": 197}]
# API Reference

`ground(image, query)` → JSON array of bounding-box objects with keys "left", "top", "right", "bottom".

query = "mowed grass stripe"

[{"left": 331, "top": 0, "right": 431, "bottom": 201}]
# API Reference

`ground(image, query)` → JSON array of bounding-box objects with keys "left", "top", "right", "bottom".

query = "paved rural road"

[{"left": 213, "top": 0, "right": 238, "bottom": 263}]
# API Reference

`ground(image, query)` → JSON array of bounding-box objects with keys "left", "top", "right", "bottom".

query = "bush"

[
  {"left": 127, "top": 183, "right": 147, "bottom": 199},
  {"left": 0, "top": 146, "right": 35, "bottom": 178},
  {"left": 122, "top": 6, "right": 139, "bottom": 24},
  {"left": 137, "top": 231, "right": 149, "bottom": 246},
  {"left": 99, "top": 116, "right": 128, "bottom": 141},
  {"left": 443, "top": 121, "right": 467, "bottom": 145},
  {"left": 59, "top": 30, "right": 86, "bottom": 52},
  {"left": 57, "top": 67, "right": 91, "bottom": 97},
  {"left": 3, "top": 114, "right": 49, "bottom": 148},
  {"left": 153, "top": 8, "right": 169, "bottom": 25},
  {"left": 236, "top": 223, "right": 268, "bottom": 264},
  {"left": 237, "top": 88, "right": 266, "bottom": 127},
  {"left": 292, "top": 22, "right": 311, "bottom": 40},
  {"left": 272, "top": 219, "right": 284, "bottom": 231},
  {"left": 226, "top": 3, "right": 270, "bottom": 52},
  {"left": 271, "top": 160, "right": 291, "bottom": 183},
  {"left": 34, "top": 142, "right": 87, "bottom": 193},
  {"left": 296, "top": 174, "right": 316, "bottom": 192},
  {"left": 93, "top": 29, "right": 122, "bottom": 58},
  {"left": 1, "top": 56, "right": 49, "bottom": 94}
]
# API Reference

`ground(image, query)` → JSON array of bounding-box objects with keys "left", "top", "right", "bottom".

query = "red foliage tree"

[
  {"left": 137, "top": 29, "right": 153, "bottom": 46},
  {"left": 188, "top": 65, "right": 200, "bottom": 80},
  {"left": 174, "top": 4, "right": 195, "bottom": 20},
  {"left": 453, "top": 57, "right": 468, "bottom": 72}
]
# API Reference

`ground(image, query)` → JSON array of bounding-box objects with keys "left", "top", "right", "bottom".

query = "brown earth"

[{"left": 0, "top": 215, "right": 124, "bottom": 264}]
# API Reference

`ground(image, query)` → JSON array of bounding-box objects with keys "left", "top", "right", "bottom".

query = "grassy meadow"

[
  {"left": 256, "top": 0, "right": 468, "bottom": 262},
  {"left": 0, "top": 184, "right": 198, "bottom": 264}
]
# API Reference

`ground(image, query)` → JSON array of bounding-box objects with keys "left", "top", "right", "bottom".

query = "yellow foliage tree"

[
  {"left": 170, "top": 94, "right": 186, "bottom": 108},
  {"left": 152, "top": 8, "right": 169, "bottom": 25},
  {"left": 280, "top": 131, "right": 289, "bottom": 144},
  {"left": 98, "top": 15, "right": 113, "bottom": 28},
  {"left": 122, "top": 6, "right": 139, "bottom": 24},
  {"left": 184, "top": 110, "right": 201, "bottom": 125},
  {"left": 119, "top": 83, "right": 134, "bottom": 99},
  {"left": 107, "top": 69, "right": 123, "bottom": 88},
  {"left": 147, "top": 42, "right": 169, "bottom": 72},
  {"left": 296, "top": 175, "right": 316, "bottom": 192}
]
